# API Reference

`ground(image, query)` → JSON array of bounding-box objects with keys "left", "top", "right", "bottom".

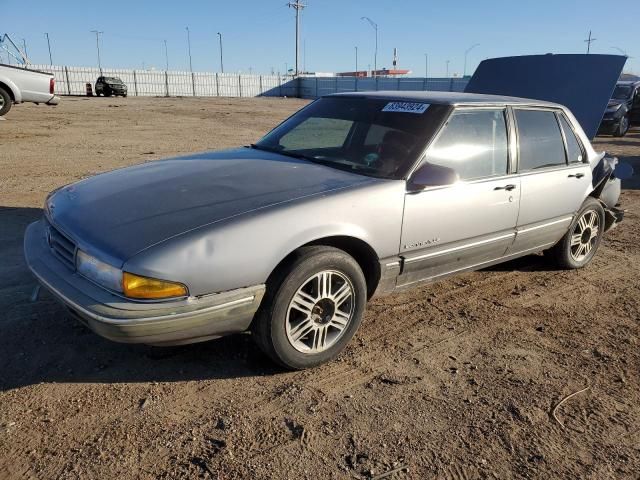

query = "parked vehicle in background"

[
  {"left": 95, "top": 76, "right": 128, "bottom": 97},
  {"left": 0, "top": 64, "right": 60, "bottom": 116},
  {"left": 25, "top": 92, "right": 627, "bottom": 370},
  {"left": 598, "top": 81, "right": 640, "bottom": 137}
]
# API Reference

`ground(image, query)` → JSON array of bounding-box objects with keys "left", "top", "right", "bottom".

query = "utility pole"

[
  {"left": 45, "top": 33, "right": 52, "bottom": 65},
  {"left": 287, "top": 1, "right": 306, "bottom": 76},
  {"left": 217, "top": 32, "right": 224, "bottom": 73},
  {"left": 584, "top": 30, "right": 596, "bottom": 54},
  {"left": 355, "top": 46, "right": 358, "bottom": 74},
  {"left": 361, "top": 16, "right": 378, "bottom": 76},
  {"left": 424, "top": 53, "right": 428, "bottom": 78},
  {"left": 163, "top": 39, "right": 169, "bottom": 70},
  {"left": 186, "top": 27, "right": 193, "bottom": 72},
  {"left": 463, "top": 43, "right": 479, "bottom": 77},
  {"left": 22, "top": 38, "right": 28, "bottom": 60},
  {"left": 90, "top": 30, "right": 103, "bottom": 71},
  {"left": 446, "top": 60, "right": 450, "bottom": 78}
]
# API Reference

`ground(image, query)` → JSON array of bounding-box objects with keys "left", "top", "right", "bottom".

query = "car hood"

[{"left": 46, "top": 148, "right": 373, "bottom": 265}]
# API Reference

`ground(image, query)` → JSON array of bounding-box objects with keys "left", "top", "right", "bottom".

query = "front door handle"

[
  {"left": 568, "top": 173, "right": 585, "bottom": 178},
  {"left": 494, "top": 184, "right": 516, "bottom": 191}
]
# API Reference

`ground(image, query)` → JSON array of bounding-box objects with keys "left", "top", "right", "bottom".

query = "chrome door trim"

[
  {"left": 516, "top": 216, "right": 573, "bottom": 234},
  {"left": 403, "top": 232, "right": 515, "bottom": 264}
]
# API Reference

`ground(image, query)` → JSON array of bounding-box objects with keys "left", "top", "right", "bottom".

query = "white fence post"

[{"left": 133, "top": 70, "right": 139, "bottom": 96}]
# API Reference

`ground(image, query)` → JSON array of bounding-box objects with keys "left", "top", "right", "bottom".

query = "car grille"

[{"left": 47, "top": 222, "right": 77, "bottom": 269}]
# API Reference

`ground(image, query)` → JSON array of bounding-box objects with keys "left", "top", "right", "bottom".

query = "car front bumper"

[{"left": 24, "top": 219, "right": 265, "bottom": 346}]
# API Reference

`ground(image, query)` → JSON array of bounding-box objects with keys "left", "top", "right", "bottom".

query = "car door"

[
  {"left": 398, "top": 107, "right": 520, "bottom": 287},
  {"left": 507, "top": 108, "right": 591, "bottom": 255},
  {"left": 631, "top": 86, "right": 640, "bottom": 124}
]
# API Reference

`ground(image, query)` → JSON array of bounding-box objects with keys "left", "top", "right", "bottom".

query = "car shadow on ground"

[{"left": 0, "top": 206, "right": 283, "bottom": 393}]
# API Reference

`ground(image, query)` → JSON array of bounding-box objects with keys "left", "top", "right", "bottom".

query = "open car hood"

[{"left": 465, "top": 54, "right": 627, "bottom": 139}]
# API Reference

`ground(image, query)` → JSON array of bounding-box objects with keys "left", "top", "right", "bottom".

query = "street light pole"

[
  {"left": 446, "top": 60, "right": 450, "bottom": 78},
  {"left": 90, "top": 30, "right": 103, "bottom": 72},
  {"left": 163, "top": 39, "right": 169, "bottom": 70},
  {"left": 355, "top": 46, "right": 358, "bottom": 74},
  {"left": 186, "top": 27, "right": 193, "bottom": 72},
  {"left": 44, "top": 33, "right": 52, "bottom": 65},
  {"left": 424, "top": 53, "right": 428, "bottom": 78},
  {"left": 361, "top": 17, "right": 378, "bottom": 76},
  {"left": 463, "top": 43, "right": 480, "bottom": 77},
  {"left": 217, "top": 32, "right": 224, "bottom": 73},
  {"left": 611, "top": 46, "right": 628, "bottom": 56}
]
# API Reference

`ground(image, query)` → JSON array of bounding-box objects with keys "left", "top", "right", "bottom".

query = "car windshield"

[
  {"left": 612, "top": 85, "right": 632, "bottom": 100},
  {"left": 105, "top": 77, "right": 122, "bottom": 83},
  {"left": 254, "top": 97, "right": 443, "bottom": 179}
]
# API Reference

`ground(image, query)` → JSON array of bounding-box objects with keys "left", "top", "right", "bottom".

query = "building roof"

[{"left": 329, "top": 90, "right": 561, "bottom": 107}]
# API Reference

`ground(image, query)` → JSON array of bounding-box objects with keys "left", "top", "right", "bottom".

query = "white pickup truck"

[{"left": 0, "top": 64, "right": 60, "bottom": 116}]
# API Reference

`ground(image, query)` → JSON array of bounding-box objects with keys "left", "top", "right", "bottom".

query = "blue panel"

[{"left": 465, "top": 54, "right": 627, "bottom": 139}]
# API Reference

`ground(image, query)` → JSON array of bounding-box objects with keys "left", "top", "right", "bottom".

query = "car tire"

[
  {"left": 613, "top": 114, "right": 630, "bottom": 137},
  {"left": 550, "top": 197, "right": 605, "bottom": 269},
  {"left": 0, "top": 87, "right": 12, "bottom": 116},
  {"left": 252, "top": 246, "right": 367, "bottom": 370}
]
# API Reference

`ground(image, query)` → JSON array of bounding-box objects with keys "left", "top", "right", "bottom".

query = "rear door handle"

[
  {"left": 568, "top": 173, "right": 585, "bottom": 178},
  {"left": 494, "top": 184, "right": 516, "bottom": 191}
]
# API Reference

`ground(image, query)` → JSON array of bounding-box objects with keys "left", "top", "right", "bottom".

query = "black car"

[
  {"left": 95, "top": 76, "right": 128, "bottom": 97},
  {"left": 598, "top": 80, "right": 640, "bottom": 137}
]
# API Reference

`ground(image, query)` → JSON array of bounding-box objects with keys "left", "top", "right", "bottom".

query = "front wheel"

[
  {"left": 614, "top": 114, "right": 630, "bottom": 137},
  {"left": 0, "top": 87, "right": 12, "bottom": 116},
  {"left": 252, "top": 246, "right": 367, "bottom": 370},
  {"left": 550, "top": 198, "right": 605, "bottom": 269}
]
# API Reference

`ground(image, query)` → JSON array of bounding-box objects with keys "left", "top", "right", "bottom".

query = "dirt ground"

[{"left": 1, "top": 97, "right": 639, "bottom": 480}]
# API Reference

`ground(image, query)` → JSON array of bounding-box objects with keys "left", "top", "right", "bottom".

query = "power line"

[{"left": 287, "top": 0, "right": 306, "bottom": 75}]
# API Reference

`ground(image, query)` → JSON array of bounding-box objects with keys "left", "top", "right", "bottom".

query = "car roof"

[{"left": 328, "top": 90, "right": 561, "bottom": 108}]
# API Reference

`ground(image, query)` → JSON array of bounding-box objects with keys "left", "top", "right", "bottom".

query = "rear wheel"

[
  {"left": 0, "top": 87, "right": 12, "bottom": 116},
  {"left": 252, "top": 246, "right": 367, "bottom": 370},
  {"left": 550, "top": 198, "right": 605, "bottom": 269}
]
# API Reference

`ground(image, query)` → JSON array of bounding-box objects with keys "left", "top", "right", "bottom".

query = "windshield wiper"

[{"left": 249, "top": 144, "right": 321, "bottom": 163}]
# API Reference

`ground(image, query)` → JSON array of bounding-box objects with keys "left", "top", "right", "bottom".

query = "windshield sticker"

[{"left": 382, "top": 102, "right": 429, "bottom": 114}]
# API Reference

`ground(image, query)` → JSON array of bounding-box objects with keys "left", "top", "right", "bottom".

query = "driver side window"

[{"left": 425, "top": 109, "right": 509, "bottom": 180}]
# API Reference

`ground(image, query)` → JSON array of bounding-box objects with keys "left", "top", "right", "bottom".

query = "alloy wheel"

[
  {"left": 285, "top": 270, "right": 355, "bottom": 354},
  {"left": 570, "top": 210, "right": 600, "bottom": 262}
]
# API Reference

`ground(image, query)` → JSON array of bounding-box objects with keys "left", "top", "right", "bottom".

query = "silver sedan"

[{"left": 24, "top": 92, "right": 624, "bottom": 369}]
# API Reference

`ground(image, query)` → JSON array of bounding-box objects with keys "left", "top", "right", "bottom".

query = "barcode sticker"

[{"left": 382, "top": 102, "right": 429, "bottom": 114}]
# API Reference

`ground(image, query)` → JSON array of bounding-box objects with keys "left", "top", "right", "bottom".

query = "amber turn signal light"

[{"left": 123, "top": 272, "right": 188, "bottom": 299}]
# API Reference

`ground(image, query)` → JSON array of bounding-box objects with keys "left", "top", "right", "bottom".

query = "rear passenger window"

[
  {"left": 425, "top": 109, "right": 508, "bottom": 180},
  {"left": 558, "top": 115, "right": 584, "bottom": 163},
  {"left": 515, "top": 110, "right": 566, "bottom": 171}
]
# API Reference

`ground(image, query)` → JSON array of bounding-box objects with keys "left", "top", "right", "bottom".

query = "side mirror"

[{"left": 409, "top": 162, "right": 460, "bottom": 190}]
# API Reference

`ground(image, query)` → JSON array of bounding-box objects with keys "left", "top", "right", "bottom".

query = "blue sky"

[{"left": 2, "top": 0, "right": 638, "bottom": 76}]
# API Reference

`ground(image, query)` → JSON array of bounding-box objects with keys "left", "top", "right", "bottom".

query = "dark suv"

[
  {"left": 598, "top": 80, "right": 640, "bottom": 137},
  {"left": 95, "top": 76, "right": 128, "bottom": 97}
]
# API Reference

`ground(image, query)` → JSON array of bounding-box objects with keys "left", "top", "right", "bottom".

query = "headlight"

[
  {"left": 123, "top": 272, "right": 188, "bottom": 299},
  {"left": 76, "top": 250, "right": 123, "bottom": 292}
]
